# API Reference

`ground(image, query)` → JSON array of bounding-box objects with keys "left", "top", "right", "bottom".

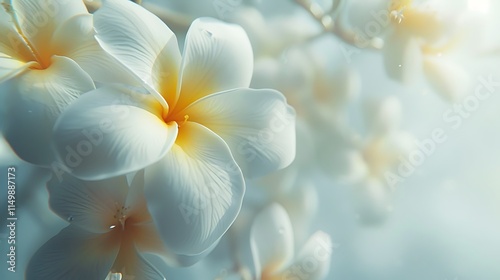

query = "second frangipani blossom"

[{"left": 52, "top": 0, "right": 296, "bottom": 258}]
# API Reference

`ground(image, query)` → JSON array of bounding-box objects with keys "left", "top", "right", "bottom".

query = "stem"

[{"left": 294, "top": 0, "right": 382, "bottom": 50}]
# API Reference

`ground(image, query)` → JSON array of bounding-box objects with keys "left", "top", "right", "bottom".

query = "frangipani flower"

[
  {"left": 382, "top": 0, "right": 472, "bottom": 100},
  {"left": 53, "top": 0, "right": 295, "bottom": 257},
  {"left": 360, "top": 96, "right": 413, "bottom": 181},
  {"left": 0, "top": 0, "right": 131, "bottom": 165},
  {"left": 226, "top": 6, "right": 319, "bottom": 58},
  {"left": 250, "top": 204, "right": 332, "bottom": 280},
  {"left": 250, "top": 38, "right": 360, "bottom": 183},
  {"left": 383, "top": 0, "right": 449, "bottom": 82},
  {"left": 354, "top": 96, "right": 414, "bottom": 223},
  {"left": 27, "top": 172, "right": 170, "bottom": 280}
]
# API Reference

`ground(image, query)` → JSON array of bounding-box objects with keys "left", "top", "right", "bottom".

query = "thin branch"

[{"left": 294, "top": 0, "right": 382, "bottom": 50}]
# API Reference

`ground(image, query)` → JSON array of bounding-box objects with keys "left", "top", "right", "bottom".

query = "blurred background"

[{"left": 2, "top": 0, "right": 500, "bottom": 279}]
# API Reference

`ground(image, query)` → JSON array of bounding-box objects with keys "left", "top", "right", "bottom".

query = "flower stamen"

[
  {"left": 179, "top": 115, "right": 189, "bottom": 127},
  {"left": 112, "top": 202, "right": 129, "bottom": 230},
  {"left": 390, "top": 9, "right": 405, "bottom": 23}
]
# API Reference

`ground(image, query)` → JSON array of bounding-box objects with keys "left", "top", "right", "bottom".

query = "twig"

[{"left": 294, "top": 0, "right": 382, "bottom": 50}]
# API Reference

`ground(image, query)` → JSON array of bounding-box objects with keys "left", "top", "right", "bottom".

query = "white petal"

[
  {"left": 401, "top": 9, "right": 449, "bottom": 41},
  {"left": 280, "top": 231, "right": 332, "bottom": 280},
  {"left": 278, "top": 183, "right": 319, "bottom": 246},
  {"left": 178, "top": 88, "right": 296, "bottom": 178},
  {"left": 11, "top": 0, "right": 88, "bottom": 64},
  {"left": 353, "top": 178, "right": 392, "bottom": 224},
  {"left": 423, "top": 56, "right": 470, "bottom": 101},
  {"left": 0, "top": 53, "right": 35, "bottom": 83},
  {"left": 251, "top": 203, "right": 294, "bottom": 277},
  {"left": 383, "top": 31, "right": 423, "bottom": 84},
  {"left": 112, "top": 246, "right": 166, "bottom": 280},
  {"left": 119, "top": 173, "right": 188, "bottom": 267},
  {"left": 124, "top": 170, "right": 150, "bottom": 222},
  {"left": 53, "top": 85, "right": 178, "bottom": 180},
  {"left": 2, "top": 55, "right": 95, "bottom": 165},
  {"left": 364, "top": 96, "right": 402, "bottom": 134},
  {"left": 312, "top": 116, "right": 367, "bottom": 182},
  {"left": 26, "top": 225, "right": 120, "bottom": 280},
  {"left": 124, "top": 171, "right": 218, "bottom": 269},
  {"left": 174, "top": 18, "right": 253, "bottom": 112},
  {"left": 0, "top": 6, "right": 34, "bottom": 60},
  {"left": 169, "top": 240, "right": 220, "bottom": 267},
  {"left": 144, "top": 121, "right": 245, "bottom": 256},
  {"left": 50, "top": 14, "right": 137, "bottom": 85},
  {"left": 94, "top": 0, "right": 181, "bottom": 107},
  {"left": 47, "top": 173, "right": 129, "bottom": 234},
  {"left": 122, "top": 171, "right": 188, "bottom": 267},
  {"left": 130, "top": 253, "right": 166, "bottom": 280}
]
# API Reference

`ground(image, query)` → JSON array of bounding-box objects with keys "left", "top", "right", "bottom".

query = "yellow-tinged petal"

[
  {"left": 172, "top": 17, "right": 253, "bottom": 114},
  {"left": 11, "top": 0, "right": 88, "bottom": 65},
  {"left": 53, "top": 85, "right": 178, "bottom": 180},
  {"left": 178, "top": 88, "right": 296, "bottom": 178},
  {"left": 0, "top": 3, "right": 34, "bottom": 62},
  {"left": 144, "top": 121, "right": 245, "bottom": 256},
  {"left": 50, "top": 14, "right": 138, "bottom": 85},
  {"left": 251, "top": 203, "right": 294, "bottom": 278},
  {"left": 3, "top": 55, "right": 95, "bottom": 165},
  {"left": 423, "top": 56, "right": 470, "bottom": 101},
  {"left": 278, "top": 231, "right": 332, "bottom": 280},
  {"left": 382, "top": 30, "right": 423, "bottom": 84},
  {"left": 398, "top": 8, "right": 448, "bottom": 41},
  {"left": 0, "top": 52, "right": 36, "bottom": 83},
  {"left": 94, "top": 0, "right": 180, "bottom": 109}
]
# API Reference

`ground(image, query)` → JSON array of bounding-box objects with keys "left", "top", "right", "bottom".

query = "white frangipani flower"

[
  {"left": 361, "top": 96, "right": 414, "bottom": 180},
  {"left": 27, "top": 172, "right": 170, "bottom": 280},
  {"left": 250, "top": 204, "right": 332, "bottom": 280},
  {"left": 382, "top": 0, "right": 449, "bottom": 83},
  {"left": 381, "top": 0, "right": 472, "bottom": 100},
  {"left": 0, "top": 0, "right": 131, "bottom": 165},
  {"left": 226, "top": 6, "right": 319, "bottom": 58},
  {"left": 354, "top": 96, "right": 414, "bottom": 223},
  {"left": 277, "top": 182, "right": 320, "bottom": 247},
  {"left": 53, "top": 0, "right": 295, "bottom": 257}
]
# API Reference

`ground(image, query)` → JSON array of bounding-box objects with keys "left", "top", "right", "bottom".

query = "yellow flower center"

[{"left": 389, "top": 0, "right": 412, "bottom": 24}]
